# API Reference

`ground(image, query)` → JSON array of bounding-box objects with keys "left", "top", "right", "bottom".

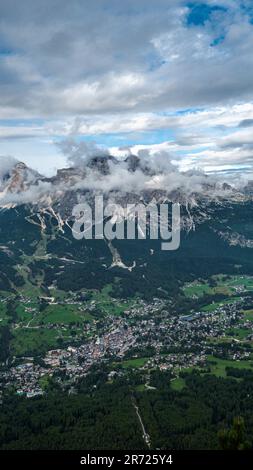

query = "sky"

[{"left": 0, "top": 0, "right": 253, "bottom": 176}]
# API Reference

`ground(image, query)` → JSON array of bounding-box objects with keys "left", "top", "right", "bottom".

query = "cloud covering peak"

[{"left": 0, "top": 141, "right": 247, "bottom": 210}]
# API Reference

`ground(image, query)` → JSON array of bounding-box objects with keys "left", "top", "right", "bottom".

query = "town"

[{"left": 1, "top": 283, "right": 253, "bottom": 398}]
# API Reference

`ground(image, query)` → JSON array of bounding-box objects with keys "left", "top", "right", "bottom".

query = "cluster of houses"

[{"left": 1, "top": 292, "right": 253, "bottom": 399}]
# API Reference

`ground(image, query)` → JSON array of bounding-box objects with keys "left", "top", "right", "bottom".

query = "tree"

[{"left": 218, "top": 416, "right": 249, "bottom": 450}]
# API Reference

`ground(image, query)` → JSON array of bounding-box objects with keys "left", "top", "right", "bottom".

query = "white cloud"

[
  {"left": 0, "top": 0, "right": 253, "bottom": 117},
  {"left": 0, "top": 0, "right": 253, "bottom": 176}
]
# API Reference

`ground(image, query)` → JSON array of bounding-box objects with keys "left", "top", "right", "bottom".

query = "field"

[
  {"left": 38, "top": 375, "right": 51, "bottom": 390},
  {"left": 0, "top": 281, "right": 137, "bottom": 358},
  {"left": 170, "top": 377, "right": 186, "bottom": 391},
  {"left": 227, "top": 327, "right": 250, "bottom": 340},
  {"left": 183, "top": 275, "right": 253, "bottom": 300},
  {"left": 206, "top": 355, "right": 253, "bottom": 377},
  {"left": 241, "top": 309, "right": 253, "bottom": 321},
  {"left": 121, "top": 357, "right": 149, "bottom": 369},
  {"left": 202, "top": 297, "right": 239, "bottom": 312},
  {"left": 90, "top": 284, "right": 134, "bottom": 316},
  {"left": 180, "top": 355, "right": 253, "bottom": 378},
  {"left": 183, "top": 282, "right": 232, "bottom": 298},
  {"left": 11, "top": 328, "right": 60, "bottom": 356},
  {"left": 32, "top": 304, "right": 92, "bottom": 325}
]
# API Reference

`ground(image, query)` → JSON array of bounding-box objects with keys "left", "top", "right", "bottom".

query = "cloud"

[
  {"left": 0, "top": 0, "right": 253, "bottom": 118},
  {"left": 239, "top": 119, "right": 253, "bottom": 127},
  {"left": 0, "top": 155, "right": 17, "bottom": 182},
  {"left": 57, "top": 139, "right": 109, "bottom": 167},
  {"left": 53, "top": 139, "right": 219, "bottom": 196},
  {"left": 0, "top": 1, "right": 253, "bottom": 177},
  {"left": 1, "top": 101, "right": 253, "bottom": 175},
  {"left": 1, "top": 138, "right": 251, "bottom": 210}
]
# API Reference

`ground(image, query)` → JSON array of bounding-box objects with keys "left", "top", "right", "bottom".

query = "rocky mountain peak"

[
  {"left": 86, "top": 154, "right": 118, "bottom": 175},
  {"left": 1, "top": 161, "right": 41, "bottom": 194}
]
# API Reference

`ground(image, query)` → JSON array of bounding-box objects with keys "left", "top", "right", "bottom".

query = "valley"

[
  {"left": 1, "top": 162, "right": 253, "bottom": 449},
  {"left": 1, "top": 272, "right": 253, "bottom": 399}
]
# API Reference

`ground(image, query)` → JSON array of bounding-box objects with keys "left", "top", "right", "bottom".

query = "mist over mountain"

[{"left": 0, "top": 140, "right": 249, "bottom": 214}]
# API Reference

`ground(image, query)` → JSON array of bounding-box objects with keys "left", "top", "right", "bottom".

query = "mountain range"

[{"left": 0, "top": 154, "right": 253, "bottom": 300}]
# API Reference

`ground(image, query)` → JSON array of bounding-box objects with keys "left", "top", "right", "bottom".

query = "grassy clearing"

[
  {"left": 214, "top": 274, "right": 253, "bottom": 290},
  {"left": 202, "top": 297, "right": 238, "bottom": 312},
  {"left": 241, "top": 309, "right": 253, "bottom": 321},
  {"left": 179, "top": 366, "right": 199, "bottom": 374},
  {"left": 11, "top": 328, "right": 60, "bottom": 356},
  {"left": 171, "top": 377, "right": 186, "bottom": 391},
  {"left": 227, "top": 327, "right": 250, "bottom": 340},
  {"left": 206, "top": 355, "right": 253, "bottom": 377},
  {"left": 15, "top": 304, "right": 37, "bottom": 322},
  {"left": 39, "top": 374, "right": 51, "bottom": 390},
  {"left": 180, "top": 356, "right": 253, "bottom": 378},
  {"left": 91, "top": 284, "right": 134, "bottom": 316},
  {"left": 135, "top": 384, "right": 147, "bottom": 392},
  {"left": 33, "top": 304, "right": 92, "bottom": 325},
  {"left": 183, "top": 275, "right": 253, "bottom": 300},
  {"left": 121, "top": 357, "right": 149, "bottom": 369},
  {"left": 183, "top": 282, "right": 233, "bottom": 298},
  {"left": 15, "top": 260, "right": 44, "bottom": 300}
]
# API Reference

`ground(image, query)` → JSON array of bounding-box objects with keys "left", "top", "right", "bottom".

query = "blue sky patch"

[{"left": 186, "top": 2, "right": 227, "bottom": 26}]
